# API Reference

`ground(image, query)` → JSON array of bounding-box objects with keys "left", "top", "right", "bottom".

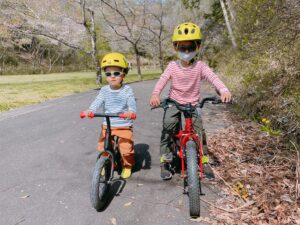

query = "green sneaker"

[
  {"left": 160, "top": 163, "right": 172, "bottom": 180},
  {"left": 203, "top": 163, "right": 215, "bottom": 179}
]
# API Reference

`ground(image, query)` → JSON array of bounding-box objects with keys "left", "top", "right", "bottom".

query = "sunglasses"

[
  {"left": 105, "top": 71, "right": 123, "bottom": 77},
  {"left": 177, "top": 43, "right": 197, "bottom": 52}
]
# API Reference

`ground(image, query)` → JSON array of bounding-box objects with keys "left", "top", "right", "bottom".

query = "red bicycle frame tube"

[{"left": 176, "top": 117, "right": 203, "bottom": 178}]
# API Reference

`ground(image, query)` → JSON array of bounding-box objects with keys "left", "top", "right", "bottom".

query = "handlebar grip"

[
  {"left": 88, "top": 112, "right": 95, "bottom": 118},
  {"left": 80, "top": 112, "right": 86, "bottom": 118},
  {"left": 119, "top": 113, "right": 137, "bottom": 120},
  {"left": 80, "top": 112, "right": 95, "bottom": 118}
]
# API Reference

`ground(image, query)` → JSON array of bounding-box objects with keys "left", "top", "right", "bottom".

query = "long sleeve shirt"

[
  {"left": 152, "top": 60, "right": 230, "bottom": 105},
  {"left": 89, "top": 85, "right": 136, "bottom": 127}
]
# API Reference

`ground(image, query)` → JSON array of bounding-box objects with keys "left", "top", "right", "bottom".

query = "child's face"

[
  {"left": 175, "top": 41, "right": 198, "bottom": 53},
  {"left": 104, "top": 66, "right": 125, "bottom": 89}
]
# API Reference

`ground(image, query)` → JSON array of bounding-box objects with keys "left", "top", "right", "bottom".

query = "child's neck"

[
  {"left": 180, "top": 60, "right": 193, "bottom": 67},
  {"left": 110, "top": 84, "right": 122, "bottom": 90}
]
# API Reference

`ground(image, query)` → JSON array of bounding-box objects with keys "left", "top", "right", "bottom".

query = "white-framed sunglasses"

[{"left": 104, "top": 71, "right": 124, "bottom": 77}]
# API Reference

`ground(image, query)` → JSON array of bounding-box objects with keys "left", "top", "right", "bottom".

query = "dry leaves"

[{"left": 207, "top": 113, "right": 300, "bottom": 224}]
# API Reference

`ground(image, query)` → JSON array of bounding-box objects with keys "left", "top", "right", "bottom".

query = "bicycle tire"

[
  {"left": 186, "top": 140, "right": 200, "bottom": 217},
  {"left": 90, "top": 156, "right": 111, "bottom": 211}
]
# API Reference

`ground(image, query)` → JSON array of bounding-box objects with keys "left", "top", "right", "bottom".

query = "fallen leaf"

[
  {"left": 280, "top": 194, "right": 293, "bottom": 203},
  {"left": 111, "top": 218, "right": 117, "bottom": 225},
  {"left": 124, "top": 201, "right": 133, "bottom": 207},
  {"left": 20, "top": 195, "right": 30, "bottom": 199},
  {"left": 178, "top": 199, "right": 183, "bottom": 206}
]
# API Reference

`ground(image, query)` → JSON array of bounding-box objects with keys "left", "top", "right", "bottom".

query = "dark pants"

[{"left": 160, "top": 104, "right": 208, "bottom": 162}]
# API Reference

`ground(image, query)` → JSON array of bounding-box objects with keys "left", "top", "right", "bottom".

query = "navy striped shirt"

[{"left": 89, "top": 85, "right": 136, "bottom": 127}]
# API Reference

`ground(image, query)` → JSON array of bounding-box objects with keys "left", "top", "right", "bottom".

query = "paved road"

[{"left": 0, "top": 80, "right": 229, "bottom": 225}]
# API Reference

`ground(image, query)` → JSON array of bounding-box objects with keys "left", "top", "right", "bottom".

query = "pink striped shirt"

[{"left": 152, "top": 60, "right": 230, "bottom": 105}]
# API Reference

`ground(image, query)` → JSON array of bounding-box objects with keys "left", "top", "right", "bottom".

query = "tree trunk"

[
  {"left": 220, "top": 0, "right": 237, "bottom": 48},
  {"left": 0, "top": 59, "right": 3, "bottom": 75},
  {"left": 81, "top": 0, "right": 101, "bottom": 84},
  {"left": 61, "top": 53, "right": 64, "bottom": 72},
  {"left": 96, "top": 60, "right": 102, "bottom": 84},
  {"left": 134, "top": 47, "right": 142, "bottom": 80},
  {"left": 226, "top": 0, "right": 235, "bottom": 22},
  {"left": 158, "top": 38, "right": 164, "bottom": 72},
  {"left": 49, "top": 56, "right": 52, "bottom": 72},
  {"left": 48, "top": 50, "right": 52, "bottom": 72}
]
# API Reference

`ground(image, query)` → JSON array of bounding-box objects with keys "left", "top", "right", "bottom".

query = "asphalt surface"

[{"left": 0, "top": 79, "right": 230, "bottom": 225}]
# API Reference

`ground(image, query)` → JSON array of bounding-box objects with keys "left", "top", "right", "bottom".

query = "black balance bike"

[{"left": 80, "top": 111, "right": 136, "bottom": 211}]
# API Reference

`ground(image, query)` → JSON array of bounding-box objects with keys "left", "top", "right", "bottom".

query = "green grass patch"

[{"left": 0, "top": 71, "right": 160, "bottom": 112}]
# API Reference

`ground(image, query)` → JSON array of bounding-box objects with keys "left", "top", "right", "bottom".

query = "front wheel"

[
  {"left": 186, "top": 140, "right": 200, "bottom": 217},
  {"left": 90, "top": 156, "right": 112, "bottom": 211}
]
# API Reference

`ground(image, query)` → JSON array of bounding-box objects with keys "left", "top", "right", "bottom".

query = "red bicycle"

[
  {"left": 80, "top": 111, "right": 136, "bottom": 211},
  {"left": 152, "top": 97, "right": 221, "bottom": 217}
]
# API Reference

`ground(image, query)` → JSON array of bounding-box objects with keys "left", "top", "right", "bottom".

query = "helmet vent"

[
  {"left": 178, "top": 30, "right": 182, "bottom": 35},
  {"left": 191, "top": 29, "right": 195, "bottom": 34},
  {"left": 103, "top": 60, "right": 106, "bottom": 63},
  {"left": 114, "top": 60, "right": 119, "bottom": 62},
  {"left": 184, "top": 28, "right": 189, "bottom": 34}
]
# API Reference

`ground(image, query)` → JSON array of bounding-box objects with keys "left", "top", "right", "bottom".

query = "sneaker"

[
  {"left": 121, "top": 167, "right": 132, "bottom": 179},
  {"left": 160, "top": 163, "right": 172, "bottom": 180},
  {"left": 203, "top": 163, "right": 215, "bottom": 179}
]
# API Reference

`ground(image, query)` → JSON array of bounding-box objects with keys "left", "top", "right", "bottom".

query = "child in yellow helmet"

[
  {"left": 83, "top": 52, "right": 136, "bottom": 179},
  {"left": 150, "top": 22, "right": 232, "bottom": 180}
]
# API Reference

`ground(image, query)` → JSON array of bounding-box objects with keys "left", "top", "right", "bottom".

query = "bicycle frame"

[
  {"left": 175, "top": 107, "right": 203, "bottom": 178},
  {"left": 100, "top": 116, "right": 117, "bottom": 182},
  {"left": 152, "top": 97, "right": 221, "bottom": 179}
]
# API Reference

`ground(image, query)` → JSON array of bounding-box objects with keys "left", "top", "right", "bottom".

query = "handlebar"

[
  {"left": 151, "top": 97, "right": 223, "bottom": 111},
  {"left": 80, "top": 112, "right": 136, "bottom": 120},
  {"left": 197, "top": 97, "right": 222, "bottom": 108}
]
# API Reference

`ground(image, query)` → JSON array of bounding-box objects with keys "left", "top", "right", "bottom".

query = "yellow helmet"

[
  {"left": 101, "top": 52, "right": 129, "bottom": 73},
  {"left": 172, "top": 22, "right": 202, "bottom": 42}
]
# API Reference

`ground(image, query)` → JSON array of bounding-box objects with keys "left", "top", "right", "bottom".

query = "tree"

[
  {"left": 0, "top": 0, "right": 108, "bottom": 82},
  {"left": 219, "top": 0, "right": 236, "bottom": 48},
  {"left": 100, "top": 0, "right": 149, "bottom": 80},
  {"left": 182, "top": 0, "right": 237, "bottom": 48},
  {"left": 144, "top": 0, "right": 170, "bottom": 72}
]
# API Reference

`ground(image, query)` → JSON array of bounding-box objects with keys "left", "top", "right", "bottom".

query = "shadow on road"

[
  {"left": 133, "top": 143, "right": 151, "bottom": 172},
  {"left": 96, "top": 179, "right": 126, "bottom": 212}
]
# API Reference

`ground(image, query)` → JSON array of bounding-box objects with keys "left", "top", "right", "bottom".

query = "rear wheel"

[
  {"left": 90, "top": 156, "right": 112, "bottom": 211},
  {"left": 186, "top": 140, "right": 200, "bottom": 217}
]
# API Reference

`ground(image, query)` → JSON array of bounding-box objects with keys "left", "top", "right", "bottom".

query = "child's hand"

[
  {"left": 123, "top": 111, "right": 135, "bottom": 120},
  {"left": 221, "top": 92, "right": 232, "bottom": 103},
  {"left": 150, "top": 95, "right": 160, "bottom": 107},
  {"left": 82, "top": 110, "right": 92, "bottom": 117}
]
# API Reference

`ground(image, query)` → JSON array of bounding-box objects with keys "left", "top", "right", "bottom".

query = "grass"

[{"left": 0, "top": 70, "right": 160, "bottom": 112}]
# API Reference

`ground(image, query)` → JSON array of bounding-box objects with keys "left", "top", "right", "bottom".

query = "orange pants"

[{"left": 98, "top": 126, "right": 135, "bottom": 167}]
